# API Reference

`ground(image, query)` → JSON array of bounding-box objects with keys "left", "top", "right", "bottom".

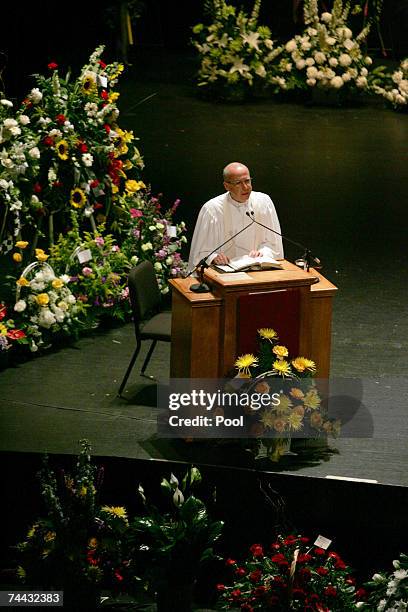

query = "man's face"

[{"left": 224, "top": 167, "right": 252, "bottom": 203}]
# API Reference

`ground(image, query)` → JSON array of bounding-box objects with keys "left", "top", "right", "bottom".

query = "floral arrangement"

[
  {"left": 0, "top": 301, "right": 27, "bottom": 352},
  {"left": 373, "top": 58, "right": 408, "bottom": 110},
  {"left": 234, "top": 328, "right": 340, "bottom": 461},
  {"left": 217, "top": 534, "right": 359, "bottom": 610},
  {"left": 0, "top": 45, "right": 144, "bottom": 253},
  {"left": 191, "top": 0, "right": 284, "bottom": 101},
  {"left": 120, "top": 190, "right": 188, "bottom": 294},
  {"left": 356, "top": 553, "right": 408, "bottom": 610},
  {"left": 274, "top": 0, "right": 375, "bottom": 97},
  {"left": 16, "top": 440, "right": 132, "bottom": 597}
]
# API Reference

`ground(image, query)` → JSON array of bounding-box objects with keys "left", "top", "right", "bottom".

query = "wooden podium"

[{"left": 169, "top": 261, "right": 337, "bottom": 379}]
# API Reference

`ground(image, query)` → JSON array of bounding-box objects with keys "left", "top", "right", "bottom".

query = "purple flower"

[
  {"left": 133, "top": 229, "right": 140, "bottom": 239},
  {"left": 70, "top": 276, "right": 79, "bottom": 282}
]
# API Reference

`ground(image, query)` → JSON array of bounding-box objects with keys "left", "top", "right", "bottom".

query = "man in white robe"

[{"left": 188, "top": 162, "right": 284, "bottom": 272}]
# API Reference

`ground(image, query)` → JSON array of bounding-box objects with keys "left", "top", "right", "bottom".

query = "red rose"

[
  {"left": 249, "top": 569, "right": 262, "bottom": 583},
  {"left": 314, "top": 547, "right": 326, "bottom": 556},
  {"left": 270, "top": 543, "right": 280, "bottom": 550},
  {"left": 328, "top": 552, "right": 340, "bottom": 560},
  {"left": 271, "top": 553, "right": 288, "bottom": 566},
  {"left": 33, "top": 182, "right": 42, "bottom": 193},
  {"left": 94, "top": 203, "right": 104, "bottom": 210},
  {"left": 77, "top": 141, "right": 88, "bottom": 153},
  {"left": 22, "top": 98, "right": 33, "bottom": 108},
  {"left": 346, "top": 577, "right": 356, "bottom": 585},
  {"left": 52, "top": 181, "right": 63, "bottom": 188},
  {"left": 216, "top": 584, "right": 225, "bottom": 592},
  {"left": 292, "top": 588, "right": 306, "bottom": 599},
  {"left": 272, "top": 575, "right": 285, "bottom": 586},
  {"left": 7, "top": 329, "right": 26, "bottom": 340},
  {"left": 249, "top": 544, "right": 264, "bottom": 558},
  {"left": 43, "top": 136, "right": 54, "bottom": 146},
  {"left": 324, "top": 586, "right": 337, "bottom": 597},
  {"left": 104, "top": 123, "right": 111, "bottom": 133},
  {"left": 235, "top": 567, "right": 246, "bottom": 577},
  {"left": 225, "top": 558, "right": 236, "bottom": 566},
  {"left": 299, "top": 567, "right": 311, "bottom": 580},
  {"left": 335, "top": 559, "right": 347, "bottom": 570},
  {"left": 114, "top": 570, "right": 123, "bottom": 582},
  {"left": 253, "top": 586, "right": 266, "bottom": 598},
  {"left": 283, "top": 535, "right": 297, "bottom": 546},
  {"left": 48, "top": 62, "right": 58, "bottom": 70},
  {"left": 0, "top": 304, "right": 6, "bottom": 321},
  {"left": 300, "top": 537, "right": 310, "bottom": 544},
  {"left": 231, "top": 589, "right": 241, "bottom": 600},
  {"left": 101, "top": 90, "right": 109, "bottom": 100},
  {"left": 317, "top": 567, "right": 329, "bottom": 576},
  {"left": 355, "top": 588, "right": 367, "bottom": 600},
  {"left": 297, "top": 553, "right": 312, "bottom": 564},
  {"left": 90, "top": 179, "right": 100, "bottom": 188},
  {"left": 55, "top": 114, "right": 66, "bottom": 125},
  {"left": 241, "top": 605, "right": 254, "bottom": 612}
]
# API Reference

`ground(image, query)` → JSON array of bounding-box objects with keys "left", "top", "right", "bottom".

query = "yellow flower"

[
  {"left": 13, "top": 252, "right": 22, "bottom": 263},
  {"left": 288, "top": 411, "right": 303, "bottom": 431},
  {"left": 88, "top": 537, "right": 98, "bottom": 549},
  {"left": 258, "top": 327, "right": 278, "bottom": 342},
  {"left": 35, "top": 248, "right": 49, "bottom": 262},
  {"left": 109, "top": 91, "right": 120, "bottom": 103},
  {"left": 303, "top": 389, "right": 321, "bottom": 410},
  {"left": 0, "top": 324, "right": 7, "bottom": 336},
  {"left": 235, "top": 353, "right": 258, "bottom": 377},
  {"left": 56, "top": 139, "right": 69, "bottom": 160},
  {"left": 15, "top": 241, "right": 29, "bottom": 249},
  {"left": 101, "top": 505, "right": 128, "bottom": 522},
  {"left": 291, "top": 357, "right": 317, "bottom": 374},
  {"left": 52, "top": 279, "right": 64, "bottom": 290},
  {"left": 123, "top": 159, "right": 133, "bottom": 170},
  {"left": 111, "top": 183, "right": 119, "bottom": 194},
  {"left": 17, "top": 277, "right": 30, "bottom": 287},
  {"left": 27, "top": 523, "right": 38, "bottom": 539},
  {"left": 44, "top": 531, "right": 56, "bottom": 542},
  {"left": 70, "top": 187, "right": 87, "bottom": 209},
  {"left": 82, "top": 74, "right": 96, "bottom": 94},
  {"left": 272, "top": 359, "right": 292, "bottom": 377},
  {"left": 125, "top": 179, "right": 146, "bottom": 193},
  {"left": 290, "top": 387, "right": 305, "bottom": 400},
  {"left": 273, "top": 345, "right": 289, "bottom": 360},
  {"left": 275, "top": 394, "right": 292, "bottom": 414},
  {"left": 36, "top": 293, "right": 50, "bottom": 306},
  {"left": 16, "top": 566, "right": 26, "bottom": 580},
  {"left": 259, "top": 409, "right": 276, "bottom": 429}
]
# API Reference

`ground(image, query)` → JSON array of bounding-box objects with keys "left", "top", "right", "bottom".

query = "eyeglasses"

[{"left": 226, "top": 177, "right": 252, "bottom": 187}]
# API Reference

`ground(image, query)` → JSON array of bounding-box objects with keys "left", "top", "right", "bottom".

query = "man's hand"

[
  {"left": 249, "top": 250, "right": 261, "bottom": 258},
  {"left": 213, "top": 253, "right": 230, "bottom": 265}
]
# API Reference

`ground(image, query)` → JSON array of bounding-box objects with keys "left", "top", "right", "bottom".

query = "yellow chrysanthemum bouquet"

[{"left": 234, "top": 328, "right": 340, "bottom": 460}]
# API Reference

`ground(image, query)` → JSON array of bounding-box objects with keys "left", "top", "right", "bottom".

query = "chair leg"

[
  {"left": 140, "top": 340, "right": 157, "bottom": 376},
  {"left": 118, "top": 340, "right": 141, "bottom": 397}
]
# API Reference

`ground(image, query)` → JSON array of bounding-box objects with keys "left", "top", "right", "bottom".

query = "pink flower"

[
  {"left": 95, "top": 236, "right": 104, "bottom": 246},
  {"left": 82, "top": 267, "right": 93, "bottom": 276},
  {"left": 130, "top": 208, "right": 143, "bottom": 218},
  {"left": 111, "top": 245, "right": 120, "bottom": 252}
]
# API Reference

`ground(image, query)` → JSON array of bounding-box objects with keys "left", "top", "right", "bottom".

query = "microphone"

[
  {"left": 188, "top": 217, "right": 255, "bottom": 293},
  {"left": 245, "top": 211, "right": 321, "bottom": 271}
]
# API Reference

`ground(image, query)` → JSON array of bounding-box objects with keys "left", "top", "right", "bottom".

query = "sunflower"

[
  {"left": 258, "top": 327, "right": 278, "bottom": 342},
  {"left": 288, "top": 411, "right": 303, "bottom": 431},
  {"left": 303, "top": 389, "right": 321, "bottom": 410},
  {"left": 291, "top": 357, "right": 316, "bottom": 374},
  {"left": 56, "top": 139, "right": 69, "bottom": 160},
  {"left": 101, "top": 505, "right": 128, "bottom": 523},
  {"left": 70, "top": 187, "right": 87, "bottom": 209},
  {"left": 275, "top": 394, "right": 292, "bottom": 414},
  {"left": 259, "top": 409, "right": 276, "bottom": 429},
  {"left": 235, "top": 353, "right": 258, "bottom": 377},
  {"left": 273, "top": 359, "right": 292, "bottom": 377},
  {"left": 82, "top": 73, "right": 96, "bottom": 94}
]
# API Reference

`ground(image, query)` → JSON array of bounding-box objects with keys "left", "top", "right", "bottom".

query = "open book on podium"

[{"left": 212, "top": 253, "right": 283, "bottom": 273}]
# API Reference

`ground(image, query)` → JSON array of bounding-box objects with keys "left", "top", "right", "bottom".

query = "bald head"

[
  {"left": 223, "top": 162, "right": 253, "bottom": 203},
  {"left": 223, "top": 162, "right": 250, "bottom": 182}
]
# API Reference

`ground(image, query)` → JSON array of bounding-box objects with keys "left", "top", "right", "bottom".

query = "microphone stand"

[
  {"left": 245, "top": 211, "right": 321, "bottom": 272},
  {"left": 187, "top": 219, "right": 255, "bottom": 293}
]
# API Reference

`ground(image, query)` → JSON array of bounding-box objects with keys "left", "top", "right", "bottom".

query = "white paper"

[
  {"left": 314, "top": 535, "right": 332, "bottom": 550},
  {"left": 98, "top": 75, "right": 108, "bottom": 88},
  {"left": 77, "top": 249, "right": 92, "bottom": 264},
  {"left": 167, "top": 225, "right": 177, "bottom": 238}
]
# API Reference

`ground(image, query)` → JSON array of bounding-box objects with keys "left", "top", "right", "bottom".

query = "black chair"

[{"left": 118, "top": 261, "right": 171, "bottom": 397}]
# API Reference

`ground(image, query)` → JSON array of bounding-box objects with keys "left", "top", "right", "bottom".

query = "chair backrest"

[{"left": 128, "top": 261, "right": 162, "bottom": 322}]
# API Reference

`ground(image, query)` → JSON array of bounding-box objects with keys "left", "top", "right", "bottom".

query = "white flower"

[
  {"left": 85, "top": 102, "right": 98, "bottom": 117},
  {"left": 337, "top": 27, "right": 352, "bottom": 39},
  {"left": 1, "top": 99, "right": 13, "bottom": 107},
  {"left": 0, "top": 179, "right": 11, "bottom": 189},
  {"left": 348, "top": 68, "right": 358, "bottom": 78},
  {"left": 161, "top": 286, "right": 169, "bottom": 295},
  {"left": 342, "top": 72, "right": 352, "bottom": 82},
  {"left": 154, "top": 262, "right": 162, "bottom": 272},
  {"left": 48, "top": 168, "right": 57, "bottom": 183},
  {"left": 60, "top": 275, "right": 70, "bottom": 284},
  {"left": 326, "top": 37, "right": 336, "bottom": 46},
  {"left": 365, "top": 56, "right": 373, "bottom": 66},
  {"left": 331, "top": 76, "right": 344, "bottom": 89},
  {"left": 394, "top": 568, "right": 408, "bottom": 580},
  {"left": 10, "top": 200, "right": 22, "bottom": 211},
  {"left": 165, "top": 256, "right": 173, "bottom": 265},
  {"left": 141, "top": 242, "right": 153, "bottom": 251},
  {"left": 321, "top": 12, "right": 332, "bottom": 23},
  {"left": 285, "top": 40, "right": 297, "bottom": 53},
  {"left": 156, "top": 223, "right": 165, "bottom": 230},
  {"left": 372, "top": 573, "right": 385, "bottom": 583},
  {"left": 301, "top": 40, "right": 312, "bottom": 51},
  {"left": 19, "top": 115, "right": 30, "bottom": 125},
  {"left": 305, "top": 57, "right": 315, "bottom": 66},
  {"left": 29, "top": 88, "right": 43, "bottom": 103},
  {"left": 344, "top": 38, "right": 355, "bottom": 51},
  {"left": 314, "top": 52, "right": 326, "bottom": 64},
  {"left": 329, "top": 57, "right": 338, "bottom": 67},
  {"left": 396, "top": 94, "right": 406, "bottom": 105},
  {"left": 307, "top": 28, "right": 317, "bottom": 36},
  {"left": 339, "top": 53, "right": 352, "bottom": 67},
  {"left": 82, "top": 153, "right": 94, "bottom": 167},
  {"left": 57, "top": 301, "right": 68, "bottom": 311},
  {"left": 356, "top": 76, "right": 367, "bottom": 88},
  {"left": 130, "top": 255, "right": 139, "bottom": 265},
  {"left": 28, "top": 147, "right": 41, "bottom": 159},
  {"left": 393, "top": 71, "right": 403, "bottom": 84},
  {"left": 306, "top": 66, "right": 318, "bottom": 79},
  {"left": 31, "top": 195, "right": 40, "bottom": 204},
  {"left": 241, "top": 31, "right": 260, "bottom": 51},
  {"left": 306, "top": 78, "right": 316, "bottom": 86},
  {"left": 399, "top": 80, "right": 408, "bottom": 94},
  {"left": 255, "top": 64, "right": 266, "bottom": 78},
  {"left": 14, "top": 300, "right": 27, "bottom": 313},
  {"left": 230, "top": 57, "right": 250, "bottom": 76},
  {"left": 296, "top": 60, "right": 306, "bottom": 70},
  {"left": 148, "top": 225, "right": 156, "bottom": 232},
  {"left": 38, "top": 308, "right": 56, "bottom": 329},
  {"left": 360, "top": 67, "right": 368, "bottom": 77},
  {"left": 31, "top": 281, "right": 46, "bottom": 292},
  {"left": 66, "top": 294, "right": 76, "bottom": 305}
]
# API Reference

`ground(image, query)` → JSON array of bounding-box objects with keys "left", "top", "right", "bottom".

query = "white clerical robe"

[{"left": 188, "top": 191, "right": 284, "bottom": 272}]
